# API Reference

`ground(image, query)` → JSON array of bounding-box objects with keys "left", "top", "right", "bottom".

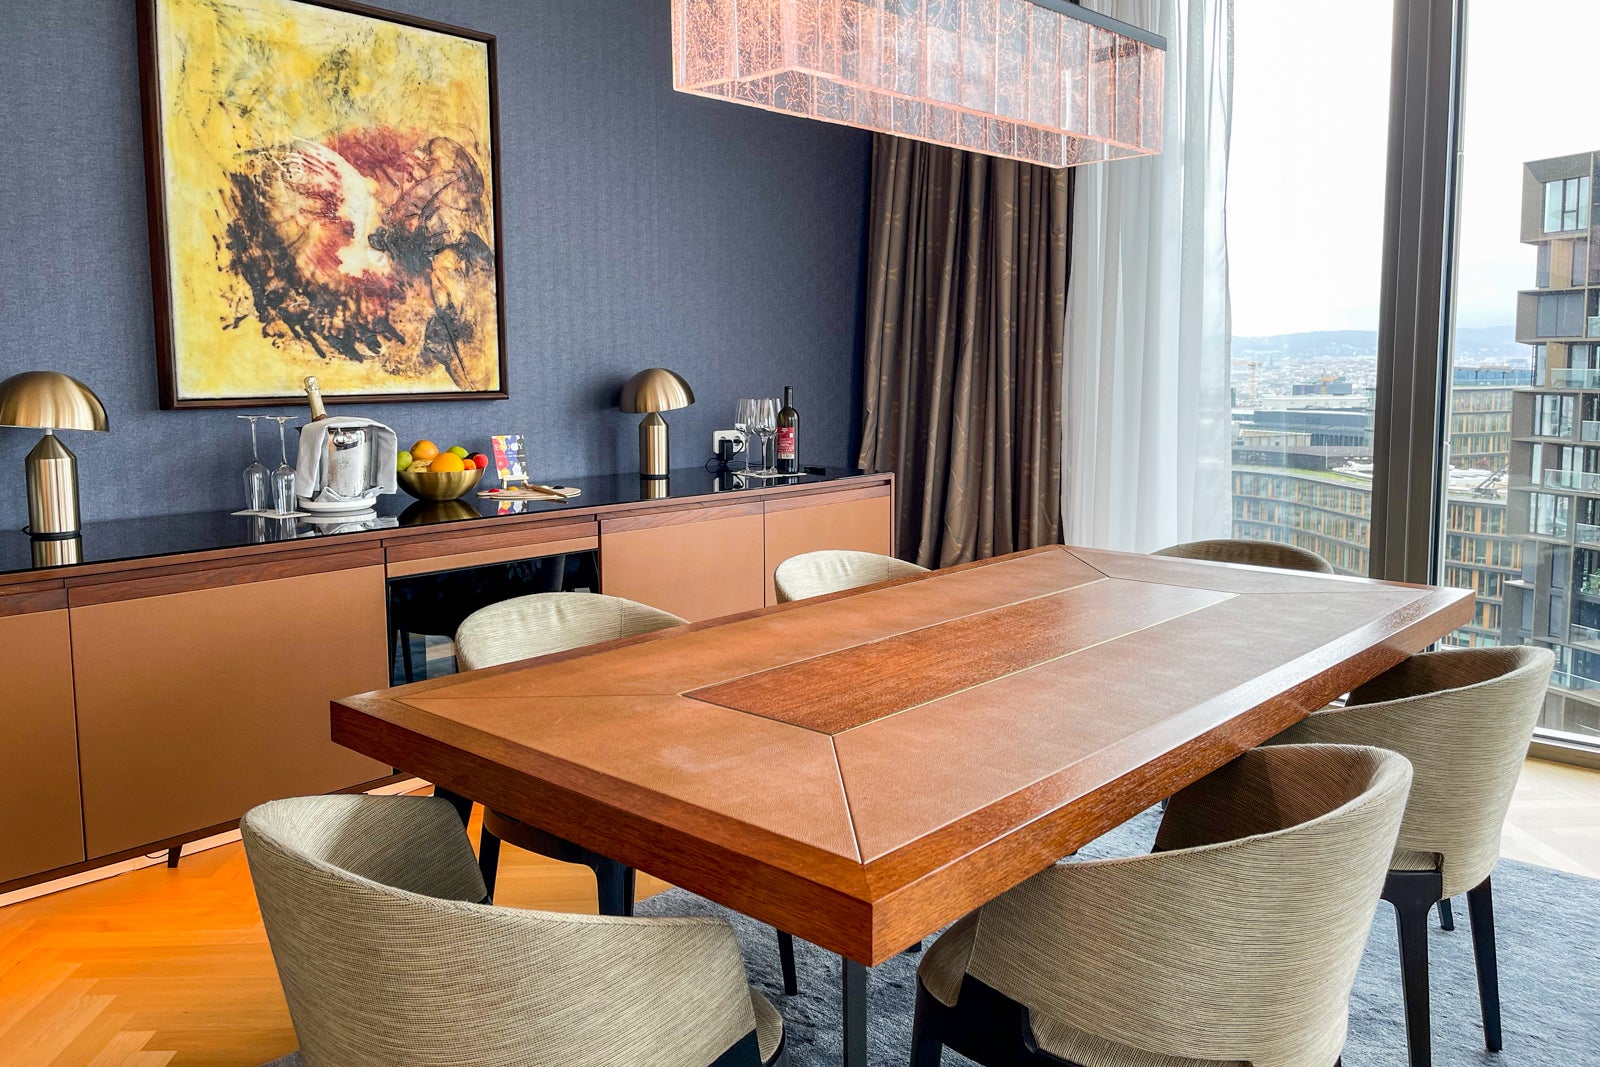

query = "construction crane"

[{"left": 1241, "top": 360, "right": 1260, "bottom": 403}]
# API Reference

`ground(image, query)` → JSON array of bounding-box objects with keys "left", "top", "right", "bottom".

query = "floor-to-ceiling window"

[
  {"left": 1439, "top": 0, "right": 1600, "bottom": 746},
  {"left": 1226, "top": 0, "right": 1390, "bottom": 576}
]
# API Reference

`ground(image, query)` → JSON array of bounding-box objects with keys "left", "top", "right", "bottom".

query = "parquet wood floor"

[{"left": 1, "top": 762, "right": 1593, "bottom": 1066}]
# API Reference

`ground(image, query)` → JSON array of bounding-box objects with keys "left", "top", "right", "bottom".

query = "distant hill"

[{"left": 1234, "top": 325, "right": 1523, "bottom": 362}]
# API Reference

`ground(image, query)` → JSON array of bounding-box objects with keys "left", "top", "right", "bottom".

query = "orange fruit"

[
  {"left": 430, "top": 452, "right": 466, "bottom": 473},
  {"left": 411, "top": 440, "right": 440, "bottom": 462}
]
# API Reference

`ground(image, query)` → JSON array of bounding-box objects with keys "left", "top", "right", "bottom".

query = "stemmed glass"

[
  {"left": 238, "top": 416, "right": 270, "bottom": 512},
  {"left": 735, "top": 398, "right": 758, "bottom": 473},
  {"left": 269, "top": 416, "right": 299, "bottom": 515},
  {"left": 752, "top": 398, "right": 779, "bottom": 475}
]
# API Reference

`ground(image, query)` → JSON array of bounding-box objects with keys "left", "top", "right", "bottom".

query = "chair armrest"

[
  {"left": 441, "top": 904, "right": 760, "bottom": 1065},
  {"left": 1153, "top": 743, "right": 1372, "bottom": 852}
]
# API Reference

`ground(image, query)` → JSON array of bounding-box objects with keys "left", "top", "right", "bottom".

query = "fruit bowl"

[{"left": 397, "top": 466, "right": 485, "bottom": 501}]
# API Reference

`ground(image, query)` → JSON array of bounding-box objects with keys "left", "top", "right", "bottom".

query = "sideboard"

[{"left": 0, "top": 468, "right": 895, "bottom": 892}]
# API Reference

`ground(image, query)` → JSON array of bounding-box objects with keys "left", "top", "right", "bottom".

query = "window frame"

[{"left": 1374, "top": 0, "right": 1600, "bottom": 763}]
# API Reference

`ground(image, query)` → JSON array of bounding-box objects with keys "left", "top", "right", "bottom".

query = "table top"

[
  {"left": 0, "top": 466, "right": 867, "bottom": 582},
  {"left": 332, "top": 545, "right": 1474, "bottom": 964}
]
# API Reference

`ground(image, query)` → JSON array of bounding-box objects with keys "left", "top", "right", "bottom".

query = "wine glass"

[
  {"left": 735, "top": 398, "right": 759, "bottom": 473},
  {"left": 270, "top": 416, "right": 299, "bottom": 514},
  {"left": 238, "top": 416, "right": 270, "bottom": 512},
  {"left": 752, "top": 397, "right": 779, "bottom": 475}
]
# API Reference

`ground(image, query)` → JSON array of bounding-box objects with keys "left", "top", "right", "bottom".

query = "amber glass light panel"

[{"left": 671, "top": 0, "right": 1164, "bottom": 168}]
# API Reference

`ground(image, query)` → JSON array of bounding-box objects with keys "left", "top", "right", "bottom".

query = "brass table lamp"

[
  {"left": 619, "top": 368, "right": 693, "bottom": 480},
  {"left": 0, "top": 371, "right": 109, "bottom": 538}
]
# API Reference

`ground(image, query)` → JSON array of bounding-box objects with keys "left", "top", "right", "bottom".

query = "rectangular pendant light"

[{"left": 671, "top": 0, "right": 1165, "bottom": 168}]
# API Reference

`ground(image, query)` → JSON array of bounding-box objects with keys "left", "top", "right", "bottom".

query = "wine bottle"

[
  {"left": 303, "top": 376, "right": 329, "bottom": 422},
  {"left": 776, "top": 385, "right": 799, "bottom": 474}
]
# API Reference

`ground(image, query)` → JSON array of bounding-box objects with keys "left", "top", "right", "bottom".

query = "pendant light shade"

[{"left": 671, "top": 0, "right": 1165, "bottom": 168}]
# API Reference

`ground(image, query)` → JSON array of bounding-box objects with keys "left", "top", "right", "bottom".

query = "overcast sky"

[{"left": 1228, "top": 0, "right": 1599, "bottom": 337}]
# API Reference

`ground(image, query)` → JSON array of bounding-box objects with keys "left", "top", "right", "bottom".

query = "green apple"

[
  {"left": 447, "top": 445, "right": 470, "bottom": 459},
  {"left": 397, "top": 450, "right": 413, "bottom": 472}
]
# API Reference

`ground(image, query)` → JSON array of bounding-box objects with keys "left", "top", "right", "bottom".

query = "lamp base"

[
  {"left": 25, "top": 430, "right": 82, "bottom": 538},
  {"left": 639, "top": 411, "right": 671, "bottom": 479}
]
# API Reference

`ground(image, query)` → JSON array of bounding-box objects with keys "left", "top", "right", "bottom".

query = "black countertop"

[{"left": 2, "top": 467, "right": 876, "bottom": 579}]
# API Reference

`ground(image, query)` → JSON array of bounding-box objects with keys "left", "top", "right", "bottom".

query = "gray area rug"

[{"left": 263, "top": 810, "right": 1600, "bottom": 1066}]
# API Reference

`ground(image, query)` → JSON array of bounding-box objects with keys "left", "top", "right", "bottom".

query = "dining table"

[{"left": 331, "top": 544, "right": 1474, "bottom": 1066}]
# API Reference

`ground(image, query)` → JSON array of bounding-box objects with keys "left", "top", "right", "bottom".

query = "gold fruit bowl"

[{"left": 397, "top": 466, "right": 485, "bottom": 501}]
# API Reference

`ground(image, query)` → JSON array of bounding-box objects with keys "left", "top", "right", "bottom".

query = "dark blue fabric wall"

[{"left": 0, "top": 1, "right": 870, "bottom": 526}]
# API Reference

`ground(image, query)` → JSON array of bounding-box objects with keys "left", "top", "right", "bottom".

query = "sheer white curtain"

[{"left": 1062, "top": 0, "right": 1234, "bottom": 551}]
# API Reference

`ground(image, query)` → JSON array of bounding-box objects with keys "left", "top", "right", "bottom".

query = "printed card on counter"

[{"left": 491, "top": 434, "right": 528, "bottom": 485}]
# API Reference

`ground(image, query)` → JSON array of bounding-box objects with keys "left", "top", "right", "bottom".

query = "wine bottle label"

[{"left": 777, "top": 427, "right": 796, "bottom": 459}]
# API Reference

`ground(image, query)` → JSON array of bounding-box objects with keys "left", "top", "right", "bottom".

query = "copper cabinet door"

[
  {"left": 600, "top": 503, "right": 766, "bottom": 622},
  {"left": 70, "top": 562, "right": 393, "bottom": 858},
  {"left": 0, "top": 606, "right": 85, "bottom": 884}
]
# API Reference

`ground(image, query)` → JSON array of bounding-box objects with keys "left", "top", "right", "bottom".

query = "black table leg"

[{"left": 843, "top": 957, "right": 867, "bottom": 1067}]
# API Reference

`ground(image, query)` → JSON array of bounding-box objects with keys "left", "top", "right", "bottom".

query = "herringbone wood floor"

[{"left": 2, "top": 761, "right": 1595, "bottom": 1066}]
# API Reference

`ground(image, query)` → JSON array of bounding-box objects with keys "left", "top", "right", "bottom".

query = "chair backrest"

[
  {"left": 961, "top": 745, "right": 1412, "bottom": 1067},
  {"left": 242, "top": 794, "right": 761, "bottom": 1067},
  {"left": 772, "top": 549, "right": 928, "bottom": 603},
  {"left": 455, "top": 592, "right": 686, "bottom": 671},
  {"left": 1283, "top": 645, "right": 1553, "bottom": 896},
  {"left": 1153, "top": 538, "right": 1336, "bottom": 574}
]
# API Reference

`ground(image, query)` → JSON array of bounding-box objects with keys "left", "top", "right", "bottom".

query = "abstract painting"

[{"left": 139, "top": 0, "right": 507, "bottom": 408}]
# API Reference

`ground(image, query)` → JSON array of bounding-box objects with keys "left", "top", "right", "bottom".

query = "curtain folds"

[
  {"left": 857, "top": 135, "right": 1069, "bottom": 568},
  {"left": 1062, "top": 0, "right": 1236, "bottom": 552}
]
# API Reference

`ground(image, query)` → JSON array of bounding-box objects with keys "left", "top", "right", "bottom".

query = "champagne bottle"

[
  {"left": 303, "top": 376, "right": 329, "bottom": 422},
  {"left": 776, "top": 385, "right": 799, "bottom": 474}
]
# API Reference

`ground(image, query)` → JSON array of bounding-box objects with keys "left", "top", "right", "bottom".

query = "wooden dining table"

[{"left": 332, "top": 544, "right": 1473, "bottom": 1066}]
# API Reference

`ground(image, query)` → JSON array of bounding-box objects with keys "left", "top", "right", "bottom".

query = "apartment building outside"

[
  {"left": 1233, "top": 382, "right": 1522, "bottom": 654},
  {"left": 1502, "top": 151, "right": 1600, "bottom": 739}
]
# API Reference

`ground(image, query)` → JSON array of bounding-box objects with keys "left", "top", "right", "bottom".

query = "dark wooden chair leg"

[
  {"left": 777, "top": 931, "right": 799, "bottom": 996},
  {"left": 1386, "top": 873, "right": 1437, "bottom": 1067},
  {"left": 593, "top": 858, "right": 632, "bottom": 917},
  {"left": 1438, "top": 897, "right": 1455, "bottom": 931},
  {"left": 477, "top": 827, "right": 502, "bottom": 902},
  {"left": 166, "top": 845, "right": 182, "bottom": 868},
  {"left": 1467, "top": 876, "right": 1503, "bottom": 1052},
  {"left": 908, "top": 982, "right": 944, "bottom": 1067}
]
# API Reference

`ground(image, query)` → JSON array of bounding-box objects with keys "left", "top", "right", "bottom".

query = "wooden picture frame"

[{"left": 137, "top": 0, "right": 510, "bottom": 409}]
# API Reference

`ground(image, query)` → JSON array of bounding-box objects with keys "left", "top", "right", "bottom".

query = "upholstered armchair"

[
  {"left": 1153, "top": 537, "right": 1336, "bottom": 574},
  {"left": 910, "top": 744, "right": 1413, "bottom": 1067},
  {"left": 772, "top": 549, "right": 929, "bottom": 603},
  {"left": 242, "top": 794, "right": 788, "bottom": 1067},
  {"left": 454, "top": 591, "right": 799, "bottom": 995},
  {"left": 1271, "top": 645, "right": 1553, "bottom": 1067}
]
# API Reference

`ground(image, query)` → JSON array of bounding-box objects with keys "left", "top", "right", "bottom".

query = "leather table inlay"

[
  {"left": 332, "top": 544, "right": 1476, "bottom": 966},
  {"left": 687, "top": 579, "right": 1232, "bottom": 734}
]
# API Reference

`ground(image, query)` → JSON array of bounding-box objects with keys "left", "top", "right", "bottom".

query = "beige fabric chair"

[
  {"left": 1271, "top": 645, "right": 1553, "bottom": 1067},
  {"left": 772, "top": 549, "right": 928, "bottom": 603},
  {"left": 455, "top": 593, "right": 800, "bottom": 993},
  {"left": 242, "top": 794, "right": 787, "bottom": 1067},
  {"left": 1153, "top": 538, "right": 1336, "bottom": 574},
  {"left": 455, "top": 591, "right": 685, "bottom": 673},
  {"left": 454, "top": 592, "right": 687, "bottom": 911},
  {"left": 911, "top": 744, "right": 1413, "bottom": 1067}
]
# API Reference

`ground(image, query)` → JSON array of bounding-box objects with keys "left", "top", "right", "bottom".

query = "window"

[
  {"left": 1544, "top": 175, "right": 1590, "bottom": 232},
  {"left": 1535, "top": 291, "right": 1583, "bottom": 337},
  {"left": 1441, "top": 0, "right": 1600, "bottom": 747},
  {"left": 1226, "top": 0, "right": 1387, "bottom": 576}
]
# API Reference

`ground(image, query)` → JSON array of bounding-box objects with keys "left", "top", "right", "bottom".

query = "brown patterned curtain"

[{"left": 857, "top": 135, "right": 1069, "bottom": 568}]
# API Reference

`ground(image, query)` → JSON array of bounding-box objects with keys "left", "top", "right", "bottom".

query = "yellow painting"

[{"left": 143, "top": 0, "right": 504, "bottom": 407}]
